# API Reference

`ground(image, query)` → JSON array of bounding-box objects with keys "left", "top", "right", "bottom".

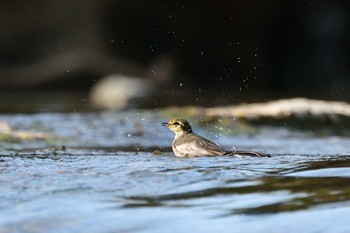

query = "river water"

[{"left": 1, "top": 111, "right": 350, "bottom": 233}]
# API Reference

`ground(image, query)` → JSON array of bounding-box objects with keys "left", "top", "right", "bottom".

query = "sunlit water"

[{"left": 1, "top": 111, "right": 350, "bottom": 232}]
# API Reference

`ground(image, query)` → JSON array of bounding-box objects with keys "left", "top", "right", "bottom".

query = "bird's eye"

[{"left": 173, "top": 122, "right": 179, "bottom": 125}]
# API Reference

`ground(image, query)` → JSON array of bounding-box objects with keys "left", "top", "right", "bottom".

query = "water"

[{"left": 1, "top": 111, "right": 350, "bottom": 232}]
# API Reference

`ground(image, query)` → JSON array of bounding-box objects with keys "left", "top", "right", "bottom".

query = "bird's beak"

[{"left": 161, "top": 122, "right": 169, "bottom": 127}]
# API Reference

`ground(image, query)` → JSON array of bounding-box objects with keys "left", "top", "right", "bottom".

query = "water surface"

[{"left": 1, "top": 111, "right": 350, "bottom": 232}]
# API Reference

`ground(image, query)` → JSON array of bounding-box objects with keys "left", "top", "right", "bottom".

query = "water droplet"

[
  {"left": 179, "top": 83, "right": 183, "bottom": 86},
  {"left": 200, "top": 51, "right": 204, "bottom": 55}
]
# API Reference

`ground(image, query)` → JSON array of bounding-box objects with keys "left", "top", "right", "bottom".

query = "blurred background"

[{"left": 0, "top": 0, "right": 349, "bottom": 112}]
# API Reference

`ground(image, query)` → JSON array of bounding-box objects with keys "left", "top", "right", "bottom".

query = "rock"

[
  {"left": 205, "top": 98, "right": 350, "bottom": 123},
  {"left": 0, "top": 121, "right": 51, "bottom": 141},
  {"left": 89, "top": 75, "right": 155, "bottom": 109},
  {"left": 152, "top": 150, "right": 163, "bottom": 155},
  {"left": 201, "top": 98, "right": 350, "bottom": 134}
]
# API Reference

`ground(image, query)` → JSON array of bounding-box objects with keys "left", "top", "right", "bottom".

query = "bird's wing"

[
  {"left": 194, "top": 135, "right": 226, "bottom": 155},
  {"left": 174, "top": 133, "right": 225, "bottom": 156}
]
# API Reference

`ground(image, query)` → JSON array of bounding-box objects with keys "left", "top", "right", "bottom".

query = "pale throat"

[{"left": 174, "top": 129, "right": 190, "bottom": 137}]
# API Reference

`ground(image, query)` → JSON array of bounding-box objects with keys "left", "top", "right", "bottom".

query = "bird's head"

[{"left": 162, "top": 118, "right": 193, "bottom": 135}]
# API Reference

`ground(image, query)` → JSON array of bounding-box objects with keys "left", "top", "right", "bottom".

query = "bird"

[{"left": 162, "top": 118, "right": 270, "bottom": 158}]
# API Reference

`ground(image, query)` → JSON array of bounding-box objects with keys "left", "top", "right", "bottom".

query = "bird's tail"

[{"left": 225, "top": 150, "right": 271, "bottom": 157}]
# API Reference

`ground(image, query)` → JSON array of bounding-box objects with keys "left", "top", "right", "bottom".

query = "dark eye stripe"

[{"left": 173, "top": 122, "right": 179, "bottom": 125}]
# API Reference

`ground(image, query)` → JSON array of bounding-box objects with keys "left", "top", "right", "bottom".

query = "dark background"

[{"left": 0, "top": 0, "right": 349, "bottom": 111}]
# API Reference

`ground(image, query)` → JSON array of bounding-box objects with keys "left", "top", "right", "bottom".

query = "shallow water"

[{"left": 1, "top": 111, "right": 350, "bottom": 232}]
